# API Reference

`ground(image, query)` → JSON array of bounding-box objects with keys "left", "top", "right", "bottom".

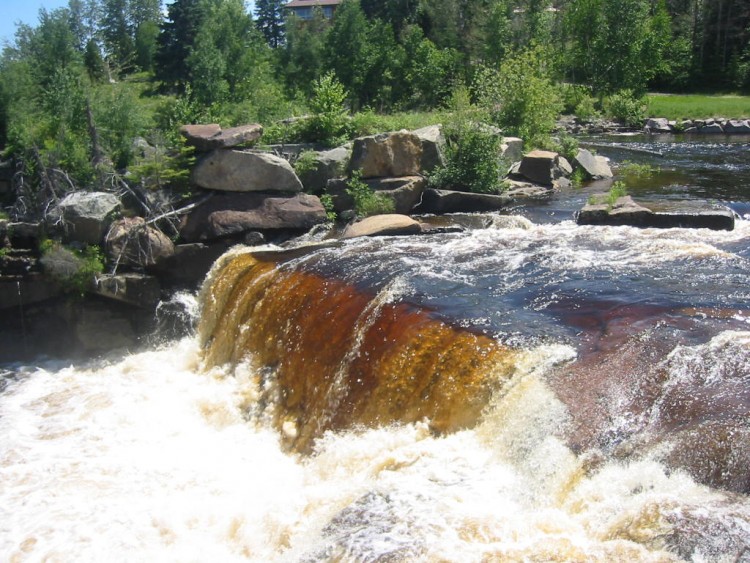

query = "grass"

[{"left": 647, "top": 94, "right": 750, "bottom": 120}]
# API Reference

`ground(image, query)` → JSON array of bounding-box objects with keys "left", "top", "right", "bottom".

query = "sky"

[{"left": 0, "top": 0, "right": 70, "bottom": 45}]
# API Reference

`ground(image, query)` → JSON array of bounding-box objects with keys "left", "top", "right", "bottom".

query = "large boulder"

[
  {"left": 699, "top": 123, "right": 724, "bottom": 134},
  {"left": 192, "top": 150, "right": 303, "bottom": 193},
  {"left": 412, "top": 188, "right": 512, "bottom": 214},
  {"left": 500, "top": 137, "right": 524, "bottom": 163},
  {"left": 326, "top": 176, "right": 426, "bottom": 214},
  {"left": 57, "top": 191, "right": 120, "bottom": 244},
  {"left": 644, "top": 117, "right": 672, "bottom": 133},
  {"left": 413, "top": 125, "right": 446, "bottom": 173},
  {"left": 341, "top": 214, "right": 422, "bottom": 239},
  {"left": 518, "top": 150, "right": 569, "bottom": 186},
  {"left": 296, "top": 146, "right": 351, "bottom": 194},
  {"left": 180, "top": 192, "right": 327, "bottom": 242},
  {"left": 181, "top": 123, "right": 263, "bottom": 152},
  {"left": 577, "top": 196, "right": 735, "bottom": 231},
  {"left": 150, "top": 242, "right": 232, "bottom": 289},
  {"left": 349, "top": 130, "right": 424, "bottom": 178},
  {"left": 95, "top": 273, "right": 161, "bottom": 308},
  {"left": 574, "top": 148, "right": 614, "bottom": 180},
  {"left": 723, "top": 120, "right": 750, "bottom": 134},
  {"left": 105, "top": 217, "right": 175, "bottom": 268}
]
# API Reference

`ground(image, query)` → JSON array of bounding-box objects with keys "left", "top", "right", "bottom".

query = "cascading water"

[{"left": 2, "top": 135, "right": 750, "bottom": 561}]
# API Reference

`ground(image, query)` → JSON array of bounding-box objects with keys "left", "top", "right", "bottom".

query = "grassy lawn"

[{"left": 647, "top": 94, "right": 750, "bottom": 120}]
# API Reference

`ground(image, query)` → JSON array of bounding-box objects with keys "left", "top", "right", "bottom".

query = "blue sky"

[{"left": 0, "top": 0, "right": 70, "bottom": 45}]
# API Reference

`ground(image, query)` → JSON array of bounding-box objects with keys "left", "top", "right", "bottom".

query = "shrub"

[
  {"left": 302, "top": 72, "right": 352, "bottom": 147},
  {"left": 474, "top": 46, "right": 563, "bottom": 147},
  {"left": 589, "top": 181, "right": 628, "bottom": 209},
  {"left": 346, "top": 171, "right": 394, "bottom": 217},
  {"left": 319, "top": 193, "right": 337, "bottom": 222},
  {"left": 430, "top": 124, "right": 503, "bottom": 194},
  {"left": 603, "top": 90, "right": 647, "bottom": 128}
]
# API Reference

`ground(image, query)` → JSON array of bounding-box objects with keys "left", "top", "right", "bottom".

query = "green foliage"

[
  {"left": 346, "top": 171, "right": 395, "bottom": 217},
  {"left": 303, "top": 72, "right": 352, "bottom": 147},
  {"left": 254, "top": 0, "right": 285, "bottom": 48},
  {"left": 603, "top": 90, "right": 647, "bottom": 127},
  {"left": 319, "top": 193, "right": 337, "bottom": 222},
  {"left": 474, "top": 46, "right": 563, "bottom": 147},
  {"left": 130, "top": 140, "right": 195, "bottom": 193},
  {"left": 618, "top": 161, "right": 658, "bottom": 178},
  {"left": 293, "top": 150, "right": 319, "bottom": 179},
  {"left": 540, "top": 134, "right": 579, "bottom": 163},
  {"left": 589, "top": 181, "right": 628, "bottom": 209},
  {"left": 40, "top": 241, "right": 104, "bottom": 295},
  {"left": 430, "top": 117, "right": 503, "bottom": 194}
]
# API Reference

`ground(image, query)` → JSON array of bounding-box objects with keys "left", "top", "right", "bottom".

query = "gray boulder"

[
  {"left": 645, "top": 117, "right": 672, "bottom": 133},
  {"left": 349, "top": 130, "right": 424, "bottom": 178},
  {"left": 96, "top": 273, "right": 161, "bottom": 308},
  {"left": 57, "top": 191, "right": 120, "bottom": 244},
  {"left": 723, "top": 120, "right": 750, "bottom": 134},
  {"left": 180, "top": 192, "right": 327, "bottom": 242},
  {"left": 192, "top": 150, "right": 303, "bottom": 193},
  {"left": 518, "top": 150, "right": 569, "bottom": 186},
  {"left": 326, "top": 176, "right": 426, "bottom": 214},
  {"left": 699, "top": 123, "right": 724, "bottom": 134},
  {"left": 341, "top": 214, "right": 422, "bottom": 239},
  {"left": 500, "top": 137, "right": 524, "bottom": 163},
  {"left": 574, "top": 148, "right": 613, "bottom": 180},
  {"left": 412, "top": 188, "right": 512, "bottom": 214},
  {"left": 296, "top": 146, "right": 351, "bottom": 193},
  {"left": 105, "top": 217, "right": 175, "bottom": 268},
  {"left": 413, "top": 125, "right": 446, "bottom": 173},
  {"left": 181, "top": 123, "right": 263, "bottom": 152}
]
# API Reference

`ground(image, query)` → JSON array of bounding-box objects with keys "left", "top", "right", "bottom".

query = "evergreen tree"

[
  {"left": 255, "top": 0, "right": 285, "bottom": 48},
  {"left": 101, "top": 0, "right": 135, "bottom": 69},
  {"left": 155, "top": 0, "right": 208, "bottom": 89},
  {"left": 280, "top": 10, "right": 328, "bottom": 97}
]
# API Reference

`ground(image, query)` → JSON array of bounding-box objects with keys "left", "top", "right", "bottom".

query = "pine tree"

[{"left": 255, "top": 0, "right": 285, "bottom": 48}]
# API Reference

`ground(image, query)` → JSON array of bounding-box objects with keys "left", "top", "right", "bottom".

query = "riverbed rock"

[
  {"left": 192, "top": 150, "right": 303, "bottom": 193},
  {"left": 349, "top": 130, "right": 423, "bottom": 178},
  {"left": 500, "top": 137, "right": 524, "bottom": 163},
  {"left": 105, "top": 217, "right": 175, "bottom": 268},
  {"left": 326, "top": 176, "right": 426, "bottom": 214},
  {"left": 577, "top": 196, "right": 735, "bottom": 230},
  {"left": 412, "top": 188, "right": 512, "bottom": 214},
  {"left": 0, "top": 275, "right": 61, "bottom": 310},
  {"left": 341, "top": 214, "right": 422, "bottom": 239},
  {"left": 180, "top": 192, "right": 326, "bottom": 242},
  {"left": 699, "top": 123, "right": 724, "bottom": 134},
  {"left": 518, "top": 150, "right": 569, "bottom": 186},
  {"left": 151, "top": 242, "right": 232, "bottom": 289},
  {"left": 296, "top": 146, "right": 351, "bottom": 194},
  {"left": 574, "top": 148, "right": 613, "bottom": 180},
  {"left": 181, "top": 123, "right": 263, "bottom": 152},
  {"left": 723, "top": 119, "right": 750, "bottom": 134},
  {"left": 95, "top": 273, "right": 161, "bottom": 308},
  {"left": 413, "top": 125, "right": 446, "bottom": 173},
  {"left": 644, "top": 117, "right": 672, "bottom": 133},
  {"left": 57, "top": 191, "right": 121, "bottom": 244}
]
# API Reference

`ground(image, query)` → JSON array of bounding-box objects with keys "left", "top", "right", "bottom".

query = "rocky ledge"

[{"left": 577, "top": 196, "right": 735, "bottom": 231}]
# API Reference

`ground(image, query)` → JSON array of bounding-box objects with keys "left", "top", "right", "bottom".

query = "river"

[{"left": 1, "top": 135, "right": 750, "bottom": 561}]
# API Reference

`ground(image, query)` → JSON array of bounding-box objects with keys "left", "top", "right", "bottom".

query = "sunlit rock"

[
  {"left": 105, "top": 217, "right": 175, "bottom": 267},
  {"left": 574, "top": 148, "right": 613, "bottom": 180},
  {"left": 181, "top": 123, "right": 262, "bottom": 152},
  {"left": 192, "top": 150, "right": 303, "bottom": 193},
  {"left": 341, "top": 214, "right": 422, "bottom": 239},
  {"left": 413, "top": 188, "right": 512, "bottom": 214},
  {"left": 180, "top": 192, "right": 326, "bottom": 242},
  {"left": 326, "top": 176, "right": 426, "bottom": 214},
  {"left": 56, "top": 191, "right": 121, "bottom": 244},
  {"left": 349, "top": 130, "right": 424, "bottom": 178}
]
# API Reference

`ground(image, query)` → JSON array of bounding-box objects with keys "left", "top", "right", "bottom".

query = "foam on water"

[{"left": 2, "top": 337, "right": 749, "bottom": 561}]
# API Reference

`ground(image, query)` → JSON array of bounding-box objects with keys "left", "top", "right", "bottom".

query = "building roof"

[{"left": 285, "top": 0, "right": 342, "bottom": 7}]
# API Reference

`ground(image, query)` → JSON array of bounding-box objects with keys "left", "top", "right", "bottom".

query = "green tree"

[
  {"left": 156, "top": 0, "right": 208, "bottom": 89},
  {"left": 280, "top": 10, "right": 328, "bottom": 97},
  {"left": 101, "top": 0, "right": 135, "bottom": 70},
  {"left": 255, "top": 0, "right": 285, "bottom": 47}
]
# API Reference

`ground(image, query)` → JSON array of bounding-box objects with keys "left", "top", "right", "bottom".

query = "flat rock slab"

[
  {"left": 192, "top": 150, "right": 302, "bottom": 193},
  {"left": 412, "top": 188, "right": 512, "bottom": 214},
  {"left": 341, "top": 214, "right": 422, "bottom": 239},
  {"left": 574, "top": 148, "right": 613, "bottom": 180},
  {"left": 349, "top": 130, "right": 424, "bottom": 178},
  {"left": 181, "top": 192, "right": 326, "bottom": 242},
  {"left": 95, "top": 273, "right": 161, "bottom": 308},
  {"left": 181, "top": 123, "right": 263, "bottom": 151},
  {"left": 577, "top": 196, "right": 735, "bottom": 231}
]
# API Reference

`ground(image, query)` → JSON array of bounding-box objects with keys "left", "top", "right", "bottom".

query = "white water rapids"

[{"left": 2, "top": 334, "right": 749, "bottom": 562}]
